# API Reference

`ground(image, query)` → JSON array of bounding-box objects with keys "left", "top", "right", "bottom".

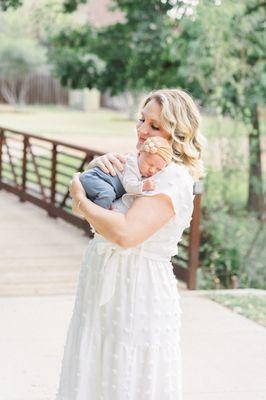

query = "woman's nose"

[{"left": 138, "top": 122, "right": 149, "bottom": 135}]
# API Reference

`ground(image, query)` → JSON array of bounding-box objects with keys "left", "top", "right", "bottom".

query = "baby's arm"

[
  {"left": 122, "top": 155, "right": 156, "bottom": 193},
  {"left": 121, "top": 161, "right": 143, "bottom": 194},
  {"left": 142, "top": 178, "right": 156, "bottom": 191}
]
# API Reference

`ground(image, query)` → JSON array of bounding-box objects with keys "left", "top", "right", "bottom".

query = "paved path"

[
  {"left": 0, "top": 190, "right": 265, "bottom": 400},
  {"left": 0, "top": 191, "right": 89, "bottom": 297}
]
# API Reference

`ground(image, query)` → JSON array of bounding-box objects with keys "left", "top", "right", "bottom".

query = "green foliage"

[
  {"left": 0, "top": 7, "right": 47, "bottom": 104},
  {"left": 208, "top": 294, "right": 266, "bottom": 327},
  {"left": 46, "top": 1, "right": 184, "bottom": 94},
  {"left": 199, "top": 207, "right": 266, "bottom": 290},
  {"left": 0, "top": 0, "right": 22, "bottom": 11},
  {"left": 196, "top": 118, "right": 265, "bottom": 290},
  {"left": 0, "top": 36, "right": 46, "bottom": 79},
  {"left": 47, "top": 26, "right": 105, "bottom": 89},
  {"left": 63, "top": 0, "right": 87, "bottom": 13}
]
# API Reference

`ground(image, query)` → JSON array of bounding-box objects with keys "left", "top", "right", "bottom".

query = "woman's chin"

[{"left": 136, "top": 138, "right": 146, "bottom": 150}]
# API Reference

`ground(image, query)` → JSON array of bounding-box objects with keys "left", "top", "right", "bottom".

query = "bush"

[{"left": 198, "top": 205, "right": 266, "bottom": 290}]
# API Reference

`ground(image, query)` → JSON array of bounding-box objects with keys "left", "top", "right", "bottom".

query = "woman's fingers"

[
  {"left": 115, "top": 153, "right": 127, "bottom": 164},
  {"left": 95, "top": 153, "right": 126, "bottom": 176},
  {"left": 108, "top": 153, "right": 126, "bottom": 173},
  {"left": 69, "top": 172, "right": 86, "bottom": 198},
  {"left": 99, "top": 155, "right": 117, "bottom": 176},
  {"left": 97, "top": 160, "right": 110, "bottom": 175}
]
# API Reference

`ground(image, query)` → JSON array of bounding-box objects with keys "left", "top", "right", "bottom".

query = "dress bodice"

[{"left": 108, "top": 161, "right": 195, "bottom": 259}]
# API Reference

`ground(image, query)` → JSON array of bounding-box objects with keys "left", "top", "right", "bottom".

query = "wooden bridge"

[{"left": 0, "top": 126, "right": 203, "bottom": 290}]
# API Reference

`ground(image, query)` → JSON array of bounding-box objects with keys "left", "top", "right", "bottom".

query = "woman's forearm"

[
  {"left": 77, "top": 195, "right": 127, "bottom": 245},
  {"left": 69, "top": 172, "right": 174, "bottom": 250}
]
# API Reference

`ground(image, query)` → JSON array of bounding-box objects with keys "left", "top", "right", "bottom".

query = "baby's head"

[{"left": 138, "top": 136, "right": 173, "bottom": 178}]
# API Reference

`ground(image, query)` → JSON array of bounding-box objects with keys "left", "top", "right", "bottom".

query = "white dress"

[{"left": 55, "top": 162, "right": 195, "bottom": 400}]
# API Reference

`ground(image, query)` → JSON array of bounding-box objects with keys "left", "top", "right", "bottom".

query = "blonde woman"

[{"left": 55, "top": 88, "right": 206, "bottom": 399}]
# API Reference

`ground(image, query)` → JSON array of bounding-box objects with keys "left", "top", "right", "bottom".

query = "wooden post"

[
  {"left": 20, "top": 135, "right": 28, "bottom": 202},
  {"left": 49, "top": 143, "right": 57, "bottom": 218},
  {"left": 187, "top": 180, "right": 204, "bottom": 289},
  {"left": 0, "top": 128, "right": 3, "bottom": 186}
]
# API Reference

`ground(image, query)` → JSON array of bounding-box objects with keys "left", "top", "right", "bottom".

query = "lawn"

[
  {"left": 1, "top": 103, "right": 264, "bottom": 170},
  {"left": 0, "top": 104, "right": 136, "bottom": 153},
  {"left": 207, "top": 293, "right": 266, "bottom": 327}
]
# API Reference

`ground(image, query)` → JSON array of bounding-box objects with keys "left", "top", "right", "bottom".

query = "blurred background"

[
  {"left": 0, "top": 1, "right": 265, "bottom": 399},
  {"left": 0, "top": 0, "right": 265, "bottom": 291}
]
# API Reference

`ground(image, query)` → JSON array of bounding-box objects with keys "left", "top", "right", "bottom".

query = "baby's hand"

[{"left": 142, "top": 178, "right": 156, "bottom": 191}]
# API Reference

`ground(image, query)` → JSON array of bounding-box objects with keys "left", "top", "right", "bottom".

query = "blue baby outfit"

[{"left": 79, "top": 166, "right": 126, "bottom": 209}]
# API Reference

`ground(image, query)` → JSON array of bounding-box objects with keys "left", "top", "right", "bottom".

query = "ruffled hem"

[{"left": 55, "top": 329, "right": 183, "bottom": 400}]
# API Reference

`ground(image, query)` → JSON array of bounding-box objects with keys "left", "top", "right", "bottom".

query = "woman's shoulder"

[{"left": 156, "top": 161, "right": 194, "bottom": 185}]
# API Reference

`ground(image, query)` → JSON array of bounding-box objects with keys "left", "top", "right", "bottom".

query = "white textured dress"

[{"left": 55, "top": 162, "right": 195, "bottom": 400}]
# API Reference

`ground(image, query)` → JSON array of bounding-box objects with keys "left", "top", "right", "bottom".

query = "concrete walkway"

[{"left": 0, "top": 190, "right": 265, "bottom": 400}]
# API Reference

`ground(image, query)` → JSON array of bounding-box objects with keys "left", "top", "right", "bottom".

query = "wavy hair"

[{"left": 140, "top": 88, "right": 207, "bottom": 180}]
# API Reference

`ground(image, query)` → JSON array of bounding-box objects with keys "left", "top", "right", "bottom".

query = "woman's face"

[{"left": 136, "top": 99, "right": 172, "bottom": 150}]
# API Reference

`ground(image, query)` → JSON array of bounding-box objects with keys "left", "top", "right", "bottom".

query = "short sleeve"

[{"left": 122, "top": 162, "right": 195, "bottom": 228}]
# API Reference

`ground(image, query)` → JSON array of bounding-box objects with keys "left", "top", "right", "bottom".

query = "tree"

[
  {"left": 3, "top": 0, "right": 265, "bottom": 213},
  {"left": 47, "top": 25, "right": 105, "bottom": 89},
  {"left": 0, "top": 0, "right": 22, "bottom": 11},
  {"left": 0, "top": 35, "right": 46, "bottom": 105},
  {"left": 174, "top": 0, "right": 265, "bottom": 214},
  {"left": 47, "top": 1, "right": 180, "bottom": 94},
  {"left": 0, "top": 4, "right": 47, "bottom": 105}
]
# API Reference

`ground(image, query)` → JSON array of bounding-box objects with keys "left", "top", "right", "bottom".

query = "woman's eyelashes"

[{"left": 138, "top": 118, "right": 159, "bottom": 130}]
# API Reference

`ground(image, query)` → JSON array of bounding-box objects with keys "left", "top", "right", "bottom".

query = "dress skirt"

[{"left": 55, "top": 234, "right": 183, "bottom": 400}]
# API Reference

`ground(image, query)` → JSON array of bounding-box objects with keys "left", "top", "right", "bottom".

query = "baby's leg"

[
  {"left": 79, "top": 169, "right": 121, "bottom": 209},
  {"left": 93, "top": 184, "right": 116, "bottom": 209},
  {"left": 80, "top": 169, "right": 116, "bottom": 209}
]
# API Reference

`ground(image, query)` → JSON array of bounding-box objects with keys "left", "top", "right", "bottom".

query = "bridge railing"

[{"left": 0, "top": 126, "right": 203, "bottom": 289}]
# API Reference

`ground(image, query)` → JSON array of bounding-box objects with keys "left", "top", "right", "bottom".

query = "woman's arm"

[{"left": 70, "top": 173, "right": 174, "bottom": 248}]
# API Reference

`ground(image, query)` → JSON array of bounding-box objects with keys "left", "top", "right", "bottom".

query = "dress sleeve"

[{"left": 125, "top": 163, "right": 195, "bottom": 228}]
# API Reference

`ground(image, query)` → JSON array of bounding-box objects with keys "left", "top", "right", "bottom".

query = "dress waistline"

[{"left": 88, "top": 236, "right": 171, "bottom": 307}]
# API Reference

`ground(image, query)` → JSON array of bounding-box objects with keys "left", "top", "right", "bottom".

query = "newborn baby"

[{"left": 78, "top": 136, "right": 173, "bottom": 210}]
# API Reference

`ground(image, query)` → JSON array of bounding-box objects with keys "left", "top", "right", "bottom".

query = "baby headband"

[{"left": 141, "top": 137, "right": 173, "bottom": 164}]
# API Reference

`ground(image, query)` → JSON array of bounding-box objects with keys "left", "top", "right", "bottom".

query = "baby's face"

[{"left": 138, "top": 152, "right": 167, "bottom": 178}]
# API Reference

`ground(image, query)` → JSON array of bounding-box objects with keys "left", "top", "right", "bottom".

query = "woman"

[{"left": 55, "top": 88, "right": 206, "bottom": 400}]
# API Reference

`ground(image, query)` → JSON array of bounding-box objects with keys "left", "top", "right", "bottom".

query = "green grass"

[
  {"left": 0, "top": 104, "right": 135, "bottom": 138},
  {"left": 207, "top": 293, "right": 266, "bottom": 327}
]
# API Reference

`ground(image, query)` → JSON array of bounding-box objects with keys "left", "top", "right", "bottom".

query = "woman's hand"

[
  {"left": 90, "top": 152, "right": 127, "bottom": 176},
  {"left": 69, "top": 172, "right": 87, "bottom": 216},
  {"left": 69, "top": 172, "right": 86, "bottom": 200}
]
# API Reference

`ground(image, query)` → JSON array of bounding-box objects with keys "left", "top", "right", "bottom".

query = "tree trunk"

[
  {"left": 247, "top": 105, "right": 264, "bottom": 216},
  {"left": 127, "top": 90, "right": 146, "bottom": 120}
]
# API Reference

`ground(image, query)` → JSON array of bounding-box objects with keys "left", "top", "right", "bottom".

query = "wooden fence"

[
  {"left": 0, "top": 127, "right": 202, "bottom": 289},
  {"left": 0, "top": 73, "right": 69, "bottom": 105}
]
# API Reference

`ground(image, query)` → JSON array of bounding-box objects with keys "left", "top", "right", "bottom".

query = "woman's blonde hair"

[{"left": 140, "top": 88, "right": 207, "bottom": 180}]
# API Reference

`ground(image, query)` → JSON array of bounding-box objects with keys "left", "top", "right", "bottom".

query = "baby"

[{"left": 78, "top": 136, "right": 173, "bottom": 210}]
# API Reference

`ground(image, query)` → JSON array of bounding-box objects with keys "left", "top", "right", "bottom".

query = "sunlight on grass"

[{"left": 207, "top": 294, "right": 266, "bottom": 327}]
